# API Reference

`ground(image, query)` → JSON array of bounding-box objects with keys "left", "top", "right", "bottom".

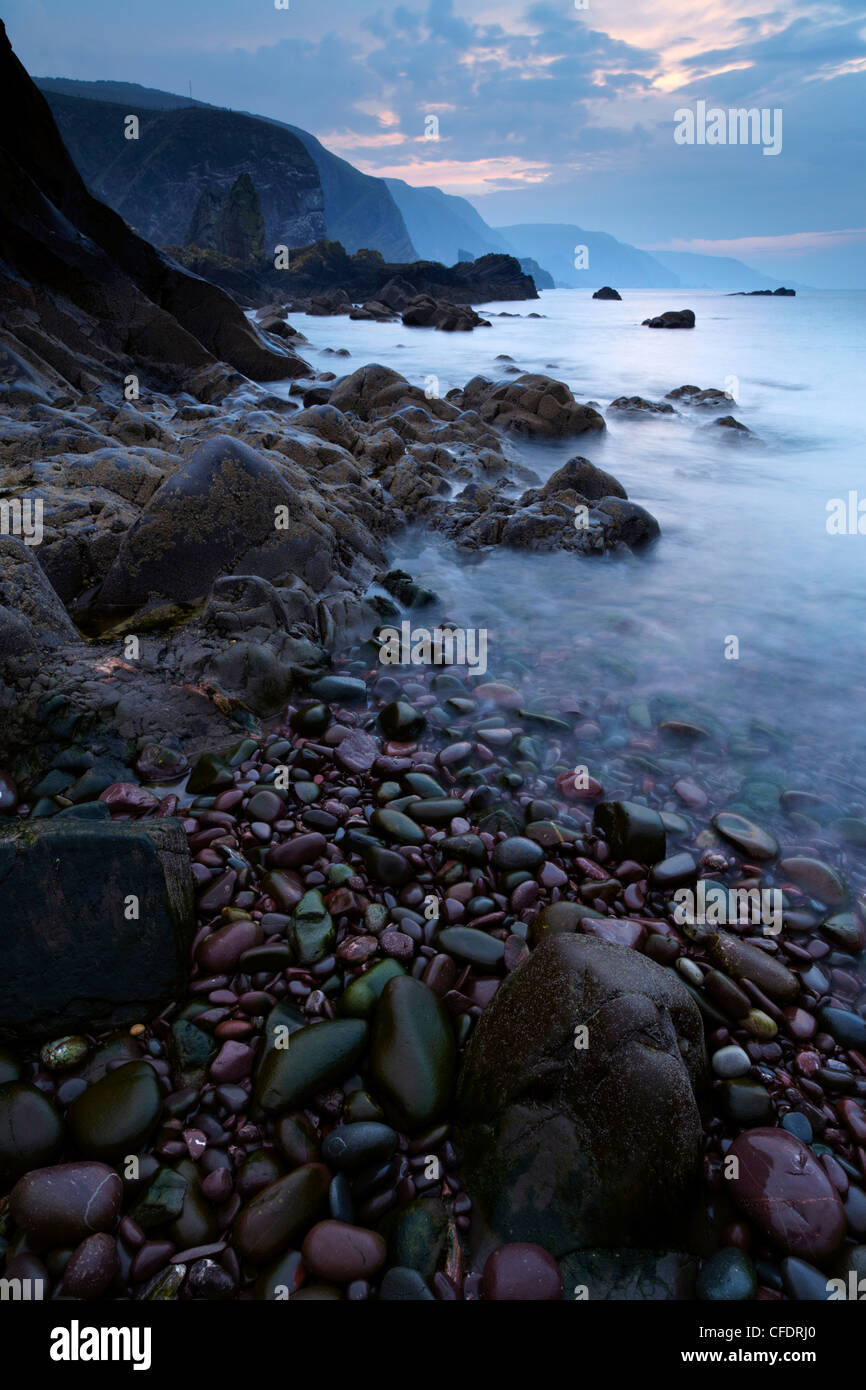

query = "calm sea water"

[{"left": 284, "top": 288, "right": 866, "bottom": 807}]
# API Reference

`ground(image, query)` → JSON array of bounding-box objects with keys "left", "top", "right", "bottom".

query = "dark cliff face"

[
  {"left": 42, "top": 93, "right": 327, "bottom": 256},
  {"left": 37, "top": 78, "right": 417, "bottom": 264},
  {"left": 0, "top": 23, "right": 303, "bottom": 391}
]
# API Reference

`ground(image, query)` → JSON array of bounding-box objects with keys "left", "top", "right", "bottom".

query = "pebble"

[
  {"left": 480, "top": 1244, "right": 563, "bottom": 1300},
  {"left": 712, "top": 1045, "right": 751, "bottom": 1079},
  {"left": 436, "top": 927, "right": 505, "bottom": 968},
  {"left": 254, "top": 1019, "right": 368, "bottom": 1114},
  {"left": 696, "top": 1247, "right": 756, "bottom": 1301},
  {"left": 302, "top": 1220, "right": 387, "bottom": 1282},
  {"left": 67, "top": 1061, "right": 162, "bottom": 1160},
  {"left": 711, "top": 813, "right": 779, "bottom": 861},
  {"left": 233, "top": 1164, "right": 331, "bottom": 1264},
  {"left": 779, "top": 857, "right": 847, "bottom": 910},
  {"left": 728, "top": 1128, "right": 846, "bottom": 1262},
  {"left": 321, "top": 1122, "right": 397, "bottom": 1174},
  {"left": 61, "top": 1232, "right": 119, "bottom": 1298},
  {"left": 11, "top": 1162, "right": 122, "bottom": 1245},
  {"left": 818, "top": 1006, "right": 866, "bottom": 1050},
  {"left": 0, "top": 1082, "right": 64, "bottom": 1180},
  {"left": 370, "top": 976, "right": 456, "bottom": 1132},
  {"left": 491, "top": 836, "right": 544, "bottom": 872}
]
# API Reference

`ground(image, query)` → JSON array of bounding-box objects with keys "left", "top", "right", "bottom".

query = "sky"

[{"left": 5, "top": 0, "right": 866, "bottom": 285}]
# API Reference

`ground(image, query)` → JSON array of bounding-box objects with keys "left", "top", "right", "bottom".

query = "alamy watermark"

[
  {"left": 378, "top": 620, "right": 488, "bottom": 674},
  {"left": 826, "top": 491, "right": 866, "bottom": 534},
  {"left": 0, "top": 497, "right": 43, "bottom": 545},
  {"left": 673, "top": 882, "right": 783, "bottom": 935},
  {"left": 50, "top": 1320, "right": 151, "bottom": 1369},
  {"left": 674, "top": 101, "right": 782, "bottom": 157}
]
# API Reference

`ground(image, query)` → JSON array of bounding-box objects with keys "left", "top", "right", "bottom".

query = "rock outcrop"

[
  {"left": 279, "top": 245, "right": 537, "bottom": 311},
  {"left": 642, "top": 310, "right": 695, "bottom": 329},
  {"left": 666, "top": 386, "right": 732, "bottom": 410},
  {"left": 592, "top": 286, "right": 621, "bottom": 300},
  {"left": 607, "top": 396, "right": 675, "bottom": 417},
  {"left": 401, "top": 296, "right": 490, "bottom": 331},
  {"left": 450, "top": 374, "right": 606, "bottom": 439}
]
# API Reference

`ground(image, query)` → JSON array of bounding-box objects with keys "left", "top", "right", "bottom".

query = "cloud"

[
  {"left": 652, "top": 228, "right": 866, "bottom": 259},
  {"left": 4, "top": 0, "right": 865, "bottom": 282}
]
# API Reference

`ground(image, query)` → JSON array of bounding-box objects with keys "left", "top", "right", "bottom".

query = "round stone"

[
  {"left": 491, "top": 837, "right": 544, "bottom": 872},
  {"left": 61, "top": 1232, "right": 119, "bottom": 1299},
  {"left": 11, "top": 1162, "right": 123, "bottom": 1246},
  {"left": 378, "top": 1266, "right": 435, "bottom": 1300},
  {"left": 379, "top": 702, "right": 426, "bottom": 740},
  {"left": 436, "top": 927, "right": 505, "bottom": 968},
  {"left": 696, "top": 1247, "right": 756, "bottom": 1301},
  {"left": 302, "top": 1220, "right": 387, "bottom": 1283},
  {"left": 712, "top": 1045, "right": 751, "bottom": 1079},
  {"left": 727, "top": 1128, "right": 846, "bottom": 1262},
  {"left": 254, "top": 1019, "right": 368, "bottom": 1114},
  {"left": 67, "top": 1061, "right": 162, "bottom": 1160},
  {"left": 321, "top": 1123, "right": 397, "bottom": 1174},
  {"left": 197, "top": 918, "right": 262, "bottom": 973},
  {"left": 0, "top": 1082, "right": 64, "bottom": 1182},
  {"left": 246, "top": 789, "right": 283, "bottom": 823},
  {"left": 39, "top": 1036, "right": 90, "bottom": 1072},
  {"left": 781, "top": 1111, "right": 813, "bottom": 1144},
  {"left": 233, "top": 1164, "right": 330, "bottom": 1264},
  {"left": 370, "top": 809, "right": 426, "bottom": 846},
  {"left": 711, "top": 813, "right": 779, "bottom": 861},
  {"left": 817, "top": 1006, "right": 866, "bottom": 1050},
  {"left": 369, "top": 976, "right": 456, "bottom": 1133},
  {"left": 778, "top": 857, "right": 847, "bottom": 910},
  {"left": 481, "top": 1244, "right": 563, "bottom": 1300}
]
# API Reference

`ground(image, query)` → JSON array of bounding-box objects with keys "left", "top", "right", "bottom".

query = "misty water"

[{"left": 282, "top": 288, "right": 866, "bottom": 814}]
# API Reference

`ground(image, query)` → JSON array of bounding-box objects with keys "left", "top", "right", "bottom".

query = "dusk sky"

[{"left": 5, "top": 0, "right": 866, "bottom": 284}]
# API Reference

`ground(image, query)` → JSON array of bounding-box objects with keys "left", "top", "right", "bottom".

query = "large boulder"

[
  {"left": 593, "top": 497, "right": 661, "bottom": 549},
  {"left": 455, "top": 934, "right": 707, "bottom": 1256},
  {"left": 454, "top": 374, "right": 605, "bottom": 439},
  {"left": 94, "top": 434, "right": 335, "bottom": 613},
  {"left": 540, "top": 457, "right": 627, "bottom": 503},
  {"left": 592, "top": 287, "right": 621, "bottom": 300},
  {"left": 0, "top": 820, "right": 194, "bottom": 1041},
  {"left": 401, "top": 295, "right": 489, "bottom": 332}
]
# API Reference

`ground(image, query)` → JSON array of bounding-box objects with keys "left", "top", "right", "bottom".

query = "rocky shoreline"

[
  {"left": 1, "top": 18, "right": 864, "bottom": 1305},
  {"left": 1, "top": 641, "right": 865, "bottom": 1301}
]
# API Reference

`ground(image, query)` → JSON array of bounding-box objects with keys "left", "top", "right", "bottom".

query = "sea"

[{"left": 276, "top": 288, "right": 866, "bottom": 820}]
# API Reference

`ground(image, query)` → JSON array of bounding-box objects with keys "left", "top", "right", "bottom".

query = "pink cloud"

[{"left": 647, "top": 229, "right": 866, "bottom": 260}]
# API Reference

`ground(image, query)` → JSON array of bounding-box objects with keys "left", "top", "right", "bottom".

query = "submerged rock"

[{"left": 607, "top": 396, "right": 675, "bottom": 417}]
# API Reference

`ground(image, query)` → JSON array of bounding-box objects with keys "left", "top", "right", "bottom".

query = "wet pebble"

[
  {"left": 480, "top": 1244, "right": 563, "bottom": 1301},
  {"left": 302, "top": 1220, "right": 387, "bottom": 1283}
]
